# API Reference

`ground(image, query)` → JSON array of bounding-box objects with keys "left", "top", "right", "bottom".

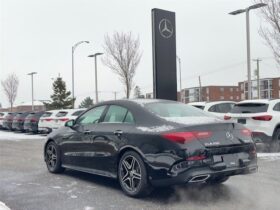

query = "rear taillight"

[
  {"left": 59, "top": 118, "right": 69, "bottom": 122},
  {"left": 252, "top": 115, "right": 272, "bottom": 121},
  {"left": 186, "top": 155, "right": 206, "bottom": 161},
  {"left": 17, "top": 118, "right": 23, "bottom": 122},
  {"left": 224, "top": 115, "right": 231, "bottom": 120},
  {"left": 162, "top": 131, "right": 212, "bottom": 144},
  {"left": 45, "top": 118, "right": 52, "bottom": 121},
  {"left": 31, "top": 118, "right": 37, "bottom": 123},
  {"left": 240, "top": 128, "right": 252, "bottom": 137}
]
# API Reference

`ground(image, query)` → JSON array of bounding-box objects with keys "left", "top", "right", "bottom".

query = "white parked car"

[
  {"left": 51, "top": 109, "right": 85, "bottom": 130},
  {"left": 224, "top": 99, "right": 280, "bottom": 152},
  {"left": 0, "top": 112, "right": 8, "bottom": 129},
  {"left": 188, "top": 101, "right": 236, "bottom": 119},
  {"left": 38, "top": 110, "right": 60, "bottom": 134}
]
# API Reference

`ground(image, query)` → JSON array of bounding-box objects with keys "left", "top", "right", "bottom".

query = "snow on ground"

[
  {"left": 0, "top": 202, "right": 11, "bottom": 210},
  {"left": 0, "top": 130, "right": 46, "bottom": 141},
  {"left": 257, "top": 153, "right": 280, "bottom": 161}
]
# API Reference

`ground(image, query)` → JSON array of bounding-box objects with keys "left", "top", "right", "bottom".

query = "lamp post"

[
  {"left": 229, "top": 3, "right": 267, "bottom": 100},
  {"left": 72, "top": 41, "right": 89, "bottom": 107},
  {"left": 176, "top": 55, "right": 182, "bottom": 101},
  {"left": 88, "top": 53, "right": 103, "bottom": 104},
  {"left": 27, "top": 72, "right": 37, "bottom": 111}
]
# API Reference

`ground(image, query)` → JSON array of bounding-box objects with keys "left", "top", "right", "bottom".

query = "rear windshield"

[
  {"left": 41, "top": 112, "right": 52, "bottom": 118},
  {"left": 56, "top": 111, "right": 68, "bottom": 117},
  {"left": 72, "top": 110, "right": 84, "bottom": 116},
  {"left": 144, "top": 102, "right": 209, "bottom": 118},
  {"left": 26, "top": 113, "right": 35, "bottom": 119},
  {"left": 230, "top": 103, "right": 269, "bottom": 113}
]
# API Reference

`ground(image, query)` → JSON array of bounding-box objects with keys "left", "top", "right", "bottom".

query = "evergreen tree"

[
  {"left": 79, "top": 97, "right": 94, "bottom": 108},
  {"left": 45, "top": 77, "right": 74, "bottom": 110}
]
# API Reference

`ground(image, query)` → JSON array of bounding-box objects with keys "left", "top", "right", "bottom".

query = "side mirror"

[{"left": 65, "top": 119, "right": 74, "bottom": 127}]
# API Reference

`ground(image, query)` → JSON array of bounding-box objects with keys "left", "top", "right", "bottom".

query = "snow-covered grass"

[
  {"left": 257, "top": 153, "right": 280, "bottom": 161},
  {"left": 0, "top": 130, "right": 46, "bottom": 141}
]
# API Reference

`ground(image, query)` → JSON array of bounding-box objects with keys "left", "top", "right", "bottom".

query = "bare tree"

[
  {"left": 255, "top": 0, "right": 280, "bottom": 65},
  {"left": 102, "top": 32, "right": 142, "bottom": 98},
  {"left": 1, "top": 74, "right": 19, "bottom": 111}
]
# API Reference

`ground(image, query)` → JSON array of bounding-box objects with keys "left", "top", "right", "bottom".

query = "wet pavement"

[{"left": 0, "top": 131, "right": 280, "bottom": 210}]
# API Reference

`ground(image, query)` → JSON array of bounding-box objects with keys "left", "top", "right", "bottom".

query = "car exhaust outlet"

[{"left": 188, "top": 174, "right": 210, "bottom": 183}]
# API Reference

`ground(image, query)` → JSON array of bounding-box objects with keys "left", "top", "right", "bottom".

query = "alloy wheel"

[
  {"left": 120, "top": 155, "right": 142, "bottom": 193},
  {"left": 46, "top": 144, "right": 57, "bottom": 169}
]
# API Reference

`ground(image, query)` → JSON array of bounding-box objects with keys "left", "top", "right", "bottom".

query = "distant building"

[
  {"left": 0, "top": 101, "right": 46, "bottom": 112},
  {"left": 239, "top": 77, "right": 280, "bottom": 100},
  {"left": 181, "top": 86, "right": 240, "bottom": 103}
]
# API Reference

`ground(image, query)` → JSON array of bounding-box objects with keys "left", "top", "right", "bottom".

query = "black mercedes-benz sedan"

[{"left": 44, "top": 99, "right": 257, "bottom": 197}]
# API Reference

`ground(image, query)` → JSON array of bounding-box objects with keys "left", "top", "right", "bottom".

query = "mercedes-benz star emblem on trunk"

[{"left": 159, "top": 18, "right": 174, "bottom": 39}]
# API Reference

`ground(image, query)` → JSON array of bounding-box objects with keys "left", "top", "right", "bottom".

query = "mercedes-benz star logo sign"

[
  {"left": 226, "top": 132, "right": 234, "bottom": 140},
  {"left": 159, "top": 18, "right": 173, "bottom": 39}
]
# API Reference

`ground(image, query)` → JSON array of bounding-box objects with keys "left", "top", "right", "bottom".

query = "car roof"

[
  {"left": 188, "top": 102, "right": 207, "bottom": 106},
  {"left": 237, "top": 99, "right": 270, "bottom": 104}
]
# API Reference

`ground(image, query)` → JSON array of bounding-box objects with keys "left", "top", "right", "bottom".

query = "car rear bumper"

[{"left": 150, "top": 163, "right": 258, "bottom": 187}]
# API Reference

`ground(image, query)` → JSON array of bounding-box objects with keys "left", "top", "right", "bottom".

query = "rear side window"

[
  {"left": 26, "top": 113, "right": 35, "bottom": 119},
  {"left": 0, "top": 113, "right": 4, "bottom": 117},
  {"left": 273, "top": 103, "right": 280, "bottom": 111},
  {"left": 231, "top": 103, "right": 269, "bottom": 113},
  {"left": 56, "top": 111, "right": 68, "bottom": 117},
  {"left": 41, "top": 112, "right": 52, "bottom": 118},
  {"left": 103, "top": 105, "right": 129, "bottom": 123},
  {"left": 193, "top": 105, "right": 205, "bottom": 110},
  {"left": 124, "top": 111, "right": 135, "bottom": 123},
  {"left": 208, "top": 103, "right": 235, "bottom": 113},
  {"left": 72, "top": 110, "right": 84, "bottom": 116}
]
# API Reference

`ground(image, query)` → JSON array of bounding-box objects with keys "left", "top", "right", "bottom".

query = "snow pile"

[
  {"left": 257, "top": 153, "right": 280, "bottom": 161},
  {"left": 136, "top": 125, "right": 174, "bottom": 132},
  {"left": 0, "top": 131, "right": 46, "bottom": 141},
  {"left": 163, "top": 116, "right": 221, "bottom": 125},
  {"left": 0, "top": 202, "right": 11, "bottom": 210}
]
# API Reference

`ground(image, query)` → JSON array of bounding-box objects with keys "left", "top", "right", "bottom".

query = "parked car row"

[
  {"left": 0, "top": 108, "right": 85, "bottom": 134},
  {"left": 189, "top": 99, "right": 280, "bottom": 152}
]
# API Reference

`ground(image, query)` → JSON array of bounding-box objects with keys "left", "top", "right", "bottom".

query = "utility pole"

[
  {"left": 199, "top": 76, "right": 202, "bottom": 102},
  {"left": 27, "top": 72, "right": 37, "bottom": 111},
  {"left": 253, "top": 58, "right": 261, "bottom": 99},
  {"left": 176, "top": 55, "right": 182, "bottom": 101},
  {"left": 113, "top": 91, "right": 117, "bottom": 100}
]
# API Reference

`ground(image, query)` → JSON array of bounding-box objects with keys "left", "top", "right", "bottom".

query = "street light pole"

[
  {"left": 27, "top": 72, "right": 37, "bottom": 111},
  {"left": 176, "top": 55, "right": 182, "bottom": 101},
  {"left": 72, "top": 40, "right": 89, "bottom": 108},
  {"left": 229, "top": 3, "right": 267, "bottom": 100},
  {"left": 88, "top": 53, "right": 103, "bottom": 104}
]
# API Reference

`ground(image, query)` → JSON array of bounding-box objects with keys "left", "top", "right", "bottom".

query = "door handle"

[
  {"left": 84, "top": 130, "right": 91, "bottom": 135},
  {"left": 114, "top": 130, "right": 123, "bottom": 136}
]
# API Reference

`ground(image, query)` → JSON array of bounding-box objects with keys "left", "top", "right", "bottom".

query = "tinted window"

[
  {"left": 72, "top": 110, "right": 84, "bottom": 116},
  {"left": 0, "top": 113, "right": 4, "bottom": 117},
  {"left": 103, "top": 105, "right": 128, "bottom": 123},
  {"left": 273, "top": 103, "right": 280, "bottom": 111},
  {"left": 193, "top": 105, "right": 205, "bottom": 110},
  {"left": 56, "top": 111, "right": 68, "bottom": 117},
  {"left": 41, "top": 112, "right": 52, "bottom": 118},
  {"left": 26, "top": 113, "right": 35, "bottom": 119},
  {"left": 76, "top": 106, "right": 106, "bottom": 125},
  {"left": 208, "top": 103, "right": 235, "bottom": 113},
  {"left": 124, "top": 111, "right": 135, "bottom": 123},
  {"left": 145, "top": 102, "right": 209, "bottom": 118},
  {"left": 231, "top": 103, "right": 269, "bottom": 113}
]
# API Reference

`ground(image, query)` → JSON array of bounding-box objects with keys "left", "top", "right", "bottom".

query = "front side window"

[
  {"left": 76, "top": 106, "right": 106, "bottom": 125},
  {"left": 103, "top": 105, "right": 129, "bottom": 123}
]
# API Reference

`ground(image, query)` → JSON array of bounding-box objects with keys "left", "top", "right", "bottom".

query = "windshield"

[
  {"left": 144, "top": 102, "right": 210, "bottom": 118},
  {"left": 230, "top": 103, "right": 269, "bottom": 113}
]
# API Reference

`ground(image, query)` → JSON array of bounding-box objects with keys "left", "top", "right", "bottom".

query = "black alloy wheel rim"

[
  {"left": 120, "top": 155, "right": 142, "bottom": 193},
  {"left": 46, "top": 144, "right": 57, "bottom": 169}
]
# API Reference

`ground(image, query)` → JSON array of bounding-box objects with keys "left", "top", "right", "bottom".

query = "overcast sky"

[{"left": 0, "top": 0, "right": 278, "bottom": 107}]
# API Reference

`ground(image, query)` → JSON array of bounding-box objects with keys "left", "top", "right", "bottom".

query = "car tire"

[
  {"left": 207, "top": 176, "right": 229, "bottom": 185},
  {"left": 270, "top": 129, "right": 280, "bottom": 152},
  {"left": 45, "top": 141, "right": 64, "bottom": 173},
  {"left": 118, "top": 151, "right": 153, "bottom": 197}
]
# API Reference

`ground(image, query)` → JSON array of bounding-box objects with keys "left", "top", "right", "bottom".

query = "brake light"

[
  {"left": 224, "top": 115, "right": 231, "bottom": 120},
  {"left": 45, "top": 118, "right": 52, "bottom": 121},
  {"left": 162, "top": 131, "right": 212, "bottom": 144},
  {"left": 240, "top": 129, "right": 252, "bottom": 137},
  {"left": 31, "top": 118, "right": 37, "bottom": 123},
  {"left": 17, "top": 118, "right": 24, "bottom": 122},
  {"left": 252, "top": 115, "right": 272, "bottom": 121},
  {"left": 186, "top": 155, "right": 206, "bottom": 161},
  {"left": 59, "top": 118, "right": 69, "bottom": 122}
]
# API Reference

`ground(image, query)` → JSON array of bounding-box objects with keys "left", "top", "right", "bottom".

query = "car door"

[
  {"left": 60, "top": 105, "right": 107, "bottom": 169},
  {"left": 87, "top": 105, "right": 135, "bottom": 174}
]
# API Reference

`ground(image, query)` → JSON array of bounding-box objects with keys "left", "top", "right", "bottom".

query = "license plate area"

[
  {"left": 238, "top": 118, "right": 246, "bottom": 124},
  {"left": 213, "top": 154, "right": 239, "bottom": 168}
]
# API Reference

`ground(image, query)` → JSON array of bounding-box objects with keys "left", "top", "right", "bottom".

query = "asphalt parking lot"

[{"left": 1, "top": 130, "right": 280, "bottom": 210}]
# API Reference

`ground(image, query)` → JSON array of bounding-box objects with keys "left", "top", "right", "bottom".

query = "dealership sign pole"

[{"left": 152, "top": 8, "right": 177, "bottom": 101}]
